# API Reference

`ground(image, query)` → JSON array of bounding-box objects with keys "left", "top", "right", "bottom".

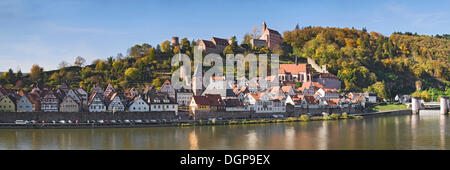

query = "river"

[{"left": 0, "top": 110, "right": 448, "bottom": 150}]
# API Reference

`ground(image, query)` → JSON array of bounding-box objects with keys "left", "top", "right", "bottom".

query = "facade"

[
  {"left": 259, "top": 22, "right": 282, "bottom": 51},
  {"left": 76, "top": 88, "right": 88, "bottom": 109},
  {"left": 244, "top": 92, "right": 286, "bottom": 113},
  {"left": 0, "top": 95, "right": 16, "bottom": 112},
  {"left": 107, "top": 93, "right": 125, "bottom": 112},
  {"left": 41, "top": 91, "right": 59, "bottom": 112},
  {"left": 197, "top": 37, "right": 230, "bottom": 54},
  {"left": 159, "top": 80, "right": 176, "bottom": 99},
  {"left": 17, "top": 95, "right": 39, "bottom": 112},
  {"left": 148, "top": 94, "right": 178, "bottom": 114},
  {"left": 298, "top": 81, "right": 323, "bottom": 96},
  {"left": 278, "top": 64, "right": 310, "bottom": 83},
  {"left": 128, "top": 96, "right": 149, "bottom": 112},
  {"left": 224, "top": 98, "right": 247, "bottom": 111},
  {"left": 88, "top": 92, "right": 106, "bottom": 112},
  {"left": 60, "top": 95, "right": 81, "bottom": 112},
  {"left": 176, "top": 87, "right": 193, "bottom": 110},
  {"left": 189, "top": 94, "right": 225, "bottom": 114}
]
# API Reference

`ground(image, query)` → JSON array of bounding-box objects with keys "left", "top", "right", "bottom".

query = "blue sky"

[{"left": 1, "top": 0, "right": 449, "bottom": 72}]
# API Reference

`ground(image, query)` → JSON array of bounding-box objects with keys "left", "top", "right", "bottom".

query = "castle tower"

[{"left": 262, "top": 21, "right": 267, "bottom": 33}]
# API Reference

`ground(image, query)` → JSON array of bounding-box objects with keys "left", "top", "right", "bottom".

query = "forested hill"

[{"left": 283, "top": 26, "right": 450, "bottom": 99}]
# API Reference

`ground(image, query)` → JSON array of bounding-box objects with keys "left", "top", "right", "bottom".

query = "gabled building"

[
  {"left": 298, "top": 81, "right": 323, "bottom": 96},
  {"left": 88, "top": 92, "right": 106, "bottom": 112},
  {"left": 189, "top": 94, "right": 225, "bottom": 114},
  {"left": 148, "top": 93, "right": 178, "bottom": 114},
  {"left": 197, "top": 37, "right": 230, "bottom": 54},
  {"left": 17, "top": 95, "right": 39, "bottom": 112},
  {"left": 0, "top": 95, "right": 16, "bottom": 112},
  {"left": 41, "top": 91, "right": 59, "bottom": 112},
  {"left": 159, "top": 80, "right": 176, "bottom": 99},
  {"left": 128, "top": 96, "right": 149, "bottom": 112},
  {"left": 278, "top": 64, "right": 310, "bottom": 83},
  {"left": 176, "top": 87, "right": 193, "bottom": 110},
  {"left": 107, "top": 93, "right": 125, "bottom": 112},
  {"left": 76, "top": 87, "right": 88, "bottom": 108},
  {"left": 243, "top": 92, "right": 286, "bottom": 113},
  {"left": 104, "top": 83, "right": 116, "bottom": 99},
  {"left": 60, "top": 95, "right": 81, "bottom": 112}
]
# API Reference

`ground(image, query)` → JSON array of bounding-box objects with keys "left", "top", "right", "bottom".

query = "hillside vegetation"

[
  {"left": 1, "top": 26, "right": 449, "bottom": 99},
  {"left": 283, "top": 26, "right": 450, "bottom": 99}
]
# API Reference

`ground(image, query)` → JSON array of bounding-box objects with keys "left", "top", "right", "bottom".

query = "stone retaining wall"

[{"left": 0, "top": 111, "right": 177, "bottom": 123}]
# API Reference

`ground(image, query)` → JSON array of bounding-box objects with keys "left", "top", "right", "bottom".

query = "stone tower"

[{"left": 262, "top": 21, "right": 267, "bottom": 33}]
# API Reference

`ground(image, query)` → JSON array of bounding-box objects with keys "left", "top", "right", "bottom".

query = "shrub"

[
  {"left": 322, "top": 112, "right": 330, "bottom": 120},
  {"left": 299, "top": 115, "right": 310, "bottom": 121},
  {"left": 341, "top": 112, "right": 348, "bottom": 119},
  {"left": 329, "top": 113, "right": 340, "bottom": 120}
]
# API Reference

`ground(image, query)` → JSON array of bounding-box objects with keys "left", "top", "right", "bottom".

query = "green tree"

[
  {"left": 125, "top": 67, "right": 139, "bottom": 81},
  {"left": 161, "top": 40, "right": 171, "bottom": 53},
  {"left": 30, "top": 64, "right": 42, "bottom": 82}
]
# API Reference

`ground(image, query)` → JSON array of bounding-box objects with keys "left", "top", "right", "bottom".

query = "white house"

[
  {"left": 243, "top": 92, "right": 286, "bottom": 113},
  {"left": 176, "top": 87, "right": 193, "bottom": 107},
  {"left": 107, "top": 93, "right": 125, "bottom": 112},
  {"left": 128, "top": 96, "right": 149, "bottom": 112},
  {"left": 148, "top": 94, "right": 178, "bottom": 114},
  {"left": 88, "top": 92, "right": 106, "bottom": 112}
]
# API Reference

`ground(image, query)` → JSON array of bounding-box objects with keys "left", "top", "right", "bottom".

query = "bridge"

[{"left": 411, "top": 96, "right": 449, "bottom": 115}]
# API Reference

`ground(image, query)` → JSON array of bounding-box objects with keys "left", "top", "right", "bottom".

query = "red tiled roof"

[{"left": 279, "top": 64, "right": 307, "bottom": 74}]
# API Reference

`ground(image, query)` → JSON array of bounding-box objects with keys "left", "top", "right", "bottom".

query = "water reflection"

[
  {"left": 440, "top": 115, "right": 446, "bottom": 149},
  {"left": 1, "top": 111, "right": 450, "bottom": 150},
  {"left": 189, "top": 130, "right": 198, "bottom": 150}
]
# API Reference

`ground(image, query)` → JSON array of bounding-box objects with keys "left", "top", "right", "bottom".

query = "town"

[{"left": 0, "top": 22, "right": 383, "bottom": 124}]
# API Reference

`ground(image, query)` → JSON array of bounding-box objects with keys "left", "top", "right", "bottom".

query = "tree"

[
  {"left": 58, "top": 61, "right": 70, "bottom": 69},
  {"left": 420, "top": 90, "right": 431, "bottom": 102},
  {"left": 161, "top": 40, "right": 171, "bottom": 53},
  {"left": 151, "top": 77, "right": 162, "bottom": 88},
  {"left": 74, "top": 56, "right": 86, "bottom": 66},
  {"left": 30, "top": 64, "right": 42, "bottom": 82},
  {"left": 95, "top": 61, "right": 106, "bottom": 71},
  {"left": 125, "top": 67, "right": 139, "bottom": 81},
  {"left": 367, "top": 81, "right": 387, "bottom": 99}
]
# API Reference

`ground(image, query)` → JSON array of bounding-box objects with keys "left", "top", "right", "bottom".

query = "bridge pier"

[
  {"left": 412, "top": 97, "right": 421, "bottom": 115},
  {"left": 441, "top": 96, "right": 449, "bottom": 115}
]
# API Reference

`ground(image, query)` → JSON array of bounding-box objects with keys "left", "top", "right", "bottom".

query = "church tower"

[
  {"left": 262, "top": 21, "right": 267, "bottom": 33},
  {"left": 192, "top": 64, "right": 203, "bottom": 96}
]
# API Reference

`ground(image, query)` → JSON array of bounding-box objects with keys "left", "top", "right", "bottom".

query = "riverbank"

[
  {"left": 0, "top": 110, "right": 415, "bottom": 129},
  {"left": 0, "top": 113, "right": 364, "bottom": 129}
]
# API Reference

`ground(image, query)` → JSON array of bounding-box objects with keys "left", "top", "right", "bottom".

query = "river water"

[{"left": 0, "top": 110, "right": 448, "bottom": 150}]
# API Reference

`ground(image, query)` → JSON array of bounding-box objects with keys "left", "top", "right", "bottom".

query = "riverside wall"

[
  {"left": 0, "top": 106, "right": 366, "bottom": 122},
  {"left": 0, "top": 111, "right": 177, "bottom": 123},
  {"left": 192, "top": 106, "right": 364, "bottom": 120}
]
